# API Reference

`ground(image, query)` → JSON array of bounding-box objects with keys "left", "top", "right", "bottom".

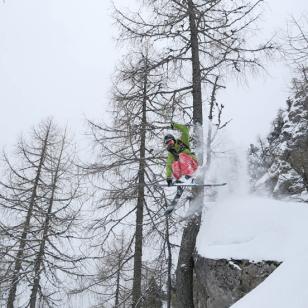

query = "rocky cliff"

[{"left": 194, "top": 257, "right": 280, "bottom": 308}]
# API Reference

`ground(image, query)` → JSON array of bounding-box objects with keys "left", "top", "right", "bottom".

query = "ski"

[
  {"left": 163, "top": 182, "right": 226, "bottom": 215},
  {"left": 160, "top": 182, "right": 227, "bottom": 187}
]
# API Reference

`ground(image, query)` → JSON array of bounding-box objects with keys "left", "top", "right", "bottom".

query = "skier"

[{"left": 164, "top": 122, "right": 198, "bottom": 186}]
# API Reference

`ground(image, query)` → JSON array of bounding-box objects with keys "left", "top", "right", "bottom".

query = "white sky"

[{"left": 0, "top": 0, "right": 307, "bottom": 151}]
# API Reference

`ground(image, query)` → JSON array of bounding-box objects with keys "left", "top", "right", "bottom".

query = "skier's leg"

[
  {"left": 171, "top": 161, "right": 182, "bottom": 180},
  {"left": 175, "top": 185, "right": 184, "bottom": 197},
  {"left": 165, "top": 185, "right": 184, "bottom": 215},
  {"left": 178, "top": 153, "right": 198, "bottom": 177}
]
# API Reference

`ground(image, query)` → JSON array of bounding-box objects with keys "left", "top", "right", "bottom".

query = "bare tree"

[
  {"left": 84, "top": 50, "right": 178, "bottom": 307},
  {"left": 285, "top": 16, "right": 308, "bottom": 69},
  {"left": 28, "top": 128, "right": 84, "bottom": 308},
  {"left": 0, "top": 119, "right": 85, "bottom": 307},
  {"left": 92, "top": 233, "right": 134, "bottom": 308},
  {"left": 0, "top": 120, "right": 52, "bottom": 308},
  {"left": 114, "top": 0, "right": 274, "bottom": 306}
]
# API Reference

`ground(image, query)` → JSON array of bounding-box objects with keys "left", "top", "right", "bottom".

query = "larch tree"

[
  {"left": 285, "top": 15, "right": 308, "bottom": 71},
  {"left": 113, "top": 0, "right": 274, "bottom": 306},
  {"left": 85, "top": 49, "right": 180, "bottom": 307},
  {"left": 0, "top": 119, "right": 85, "bottom": 307},
  {"left": 96, "top": 233, "right": 134, "bottom": 307},
  {"left": 28, "top": 127, "right": 85, "bottom": 307},
  {"left": 0, "top": 120, "right": 52, "bottom": 308}
]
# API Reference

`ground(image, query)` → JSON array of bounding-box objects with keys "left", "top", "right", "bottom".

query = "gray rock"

[{"left": 194, "top": 256, "right": 280, "bottom": 308}]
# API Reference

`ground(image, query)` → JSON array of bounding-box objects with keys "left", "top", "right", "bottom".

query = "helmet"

[{"left": 163, "top": 134, "right": 175, "bottom": 145}]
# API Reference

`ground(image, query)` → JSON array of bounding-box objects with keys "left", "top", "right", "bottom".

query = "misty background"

[{"left": 0, "top": 0, "right": 307, "bottom": 150}]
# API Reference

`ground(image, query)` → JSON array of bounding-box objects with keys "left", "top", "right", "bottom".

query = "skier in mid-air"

[
  {"left": 163, "top": 122, "right": 226, "bottom": 215},
  {"left": 163, "top": 122, "right": 198, "bottom": 215},
  {"left": 164, "top": 122, "right": 198, "bottom": 186}
]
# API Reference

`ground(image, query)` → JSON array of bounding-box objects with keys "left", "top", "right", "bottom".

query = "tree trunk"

[
  {"left": 175, "top": 1, "right": 203, "bottom": 307},
  {"left": 7, "top": 125, "right": 50, "bottom": 308},
  {"left": 115, "top": 256, "right": 121, "bottom": 307},
  {"left": 175, "top": 217, "right": 201, "bottom": 308},
  {"left": 188, "top": 0, "right": 203, "bottom": 125},
  {"left": 29, "top": 201, "right": 52, "bottom": 308},
  {"left": 29, "top": 135, "right": 64, "bottom": 308},
  {"left": 166, "top": 217, "right": 172, "bottom": 308},
  {"left": 206, "top": 76, "right": 219, "bottom": 169},
  {"left": 132, "top": 64, "right": 148, "bottom": 308}
]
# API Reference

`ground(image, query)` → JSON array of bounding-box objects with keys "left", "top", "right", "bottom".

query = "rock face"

[{"left": 194, "top": 256, "right": 280, "bottom": 308}]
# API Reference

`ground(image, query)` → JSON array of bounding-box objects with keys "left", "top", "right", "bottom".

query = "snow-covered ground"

[{"left": 196, "top": 194, "right": 308, "bottom": 308}]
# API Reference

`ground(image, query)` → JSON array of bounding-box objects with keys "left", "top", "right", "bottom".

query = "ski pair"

[
  {"left": 160, "top": 183, "right": 227, "bottom": 187},
  {"left": 164, "top": 182, "right": 227, "bottom": 216}
]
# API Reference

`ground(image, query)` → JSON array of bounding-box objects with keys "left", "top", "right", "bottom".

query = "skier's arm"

[
  {"left": 171, "top": 122, "right": 190, "bottom": 145},
  {"left": 166, "top": 153, "right": 174, "bottom": 179}
]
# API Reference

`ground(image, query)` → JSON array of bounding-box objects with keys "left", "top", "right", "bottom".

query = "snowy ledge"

[
  {"left": 196, "top": 195, "right": 308, "bottom": 308},
  {"left": 197, "top": 195, "right": 308, "bottom": 262}
]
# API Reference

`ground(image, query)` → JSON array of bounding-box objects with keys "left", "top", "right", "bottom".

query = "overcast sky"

[{"left": 0, "top": 0, "right": 307, "bottom": 152}]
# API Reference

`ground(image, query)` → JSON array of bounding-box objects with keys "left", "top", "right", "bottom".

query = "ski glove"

[{"left": 166, "top": 177, "right": 173, "bottom": 186}]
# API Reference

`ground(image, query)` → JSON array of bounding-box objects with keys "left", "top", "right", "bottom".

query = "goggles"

[{"left": 165, "top": 139, "right": 175, "bottom": 147}]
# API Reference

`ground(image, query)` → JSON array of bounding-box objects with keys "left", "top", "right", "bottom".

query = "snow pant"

[{"left": 171, "top": 152, "right": 198, "bottom": 180}]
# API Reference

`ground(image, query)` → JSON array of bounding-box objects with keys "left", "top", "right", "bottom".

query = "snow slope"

[{"left": 196, "top": 194, "right": 308, "bottom": 308}]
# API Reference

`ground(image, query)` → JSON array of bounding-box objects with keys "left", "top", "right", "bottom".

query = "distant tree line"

[{"left": 249, "top": 16, "right": 308, "bottom": 197}]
